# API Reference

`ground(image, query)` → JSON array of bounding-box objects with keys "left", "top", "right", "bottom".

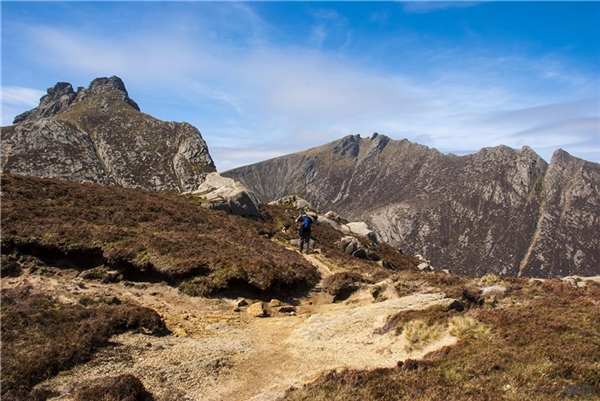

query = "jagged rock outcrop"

[
  {"left": 518, "top": 149, "right": 600, "bottom": 278},
  {"left": 1, "top": 76, "right": 215, "bottom": 192},
  {"left": 13, "top": 82, "right": 78, "bottom": 124},
  {"left": 224, "top": 134, "right": 600, "bottom": 278},
  {"left": 188, "top": 172, "right": 261, "bottom": 219}
]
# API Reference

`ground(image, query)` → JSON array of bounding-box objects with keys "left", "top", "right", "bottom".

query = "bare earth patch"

[{"left": 3, "top": 254, "right": 457, "bottom": 401}]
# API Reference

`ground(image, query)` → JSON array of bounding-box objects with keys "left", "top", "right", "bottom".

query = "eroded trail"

[{"left": 5, "top": 254, "right": 457, "bottom": 401}]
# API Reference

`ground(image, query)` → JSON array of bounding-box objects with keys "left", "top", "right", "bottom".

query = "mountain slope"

[
  {"left": 223, "top": 134, "right": 600, "bottom": 278},
  {"left": 0, "top": 173, "right": 318, "bottom": 293},
  {"left": 1, "top": 76, "right": 215, "bottom": 192}
]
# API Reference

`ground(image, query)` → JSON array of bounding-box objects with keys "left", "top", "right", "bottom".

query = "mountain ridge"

[
  {"left": 223, "top": 133, "right": 600, "bottom": 278},
  {"left": 1, "top": 76, "right": 215, "bottom": 192}
]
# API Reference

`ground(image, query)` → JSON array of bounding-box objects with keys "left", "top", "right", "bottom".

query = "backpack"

[{"left": 298, "top": 216, "right": 312, "bottom": 235}]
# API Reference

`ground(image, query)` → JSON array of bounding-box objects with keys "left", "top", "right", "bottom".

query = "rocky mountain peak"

[
  {"left": 331, "top": 133, "right": 391, "bottom": 159},
  {"left": 81, "top": 76, "right": 140, "bottom": 111},
  {"left": 12, "top": 76, "right": 141, "bottom": 125},
  {"left": 13, "top": 82, "right": 77, "bottom": 124},
  {"left": 2, "top": 76, "right": 215, "bottom": 192},
  {"left": 549, "top": 148, "right": 572, "bottom": 165},
  {"left": 224, "top": 135, "right": 600, "bottom": 278}
]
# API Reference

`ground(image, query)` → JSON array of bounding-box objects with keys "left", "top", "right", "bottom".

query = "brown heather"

[
  {"left": 0, "top": 285, "right": 167, "bottom": 400},
  {"left": 1, "top": 174, "right": 318, "bottom": 294},
  {"left": 72, "top": 374, "right": 150, "bottom": 401}
]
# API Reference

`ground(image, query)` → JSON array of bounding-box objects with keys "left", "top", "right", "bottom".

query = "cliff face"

[
  {"left": 224, "top": 134, "right": 600, "bottom": 278},
  {"left": 519, "top": 150, "right": 600, "bottom": 278},
  {"left": 1, "top": 77, "right": 215, "bottom": 192}
]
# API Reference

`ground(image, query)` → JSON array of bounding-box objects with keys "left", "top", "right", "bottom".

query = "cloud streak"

[
  {"left": 2, "top": 2, "right": 598, "bottom": 168},
  {"left": 1, "top": 87, "right": 46, "bottom": 126}
]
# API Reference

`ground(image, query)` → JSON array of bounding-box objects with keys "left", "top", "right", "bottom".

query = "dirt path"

[{"left": 6, "top": 254, "right": 458, "bottom": 401}]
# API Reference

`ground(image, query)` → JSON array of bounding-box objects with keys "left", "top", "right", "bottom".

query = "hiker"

[{"left": 297, "top": 211, "right": 314, "bottom": 254}]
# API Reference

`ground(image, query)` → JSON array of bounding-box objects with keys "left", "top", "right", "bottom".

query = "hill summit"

[
  {"left": 1, "top": 76, "right": 215, "bottom": 192},
  {"left": 224, "top": 133, "right": 600, "bottom": 278}
]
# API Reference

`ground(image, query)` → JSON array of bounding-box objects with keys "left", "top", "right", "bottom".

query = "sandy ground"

[{"left": 3, "top": 253, "right": 459, "bottom": 401}]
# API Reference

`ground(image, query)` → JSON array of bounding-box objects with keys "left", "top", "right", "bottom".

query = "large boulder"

[
  {"left": 339, "top": 235, "right": 381, "bottom": 261},
  {"left": 190, "top": 173, "right": 262, "bottom": 219},
  {"left": 342, "top": 222, "right": 380, "bottom": 244},
  {"left": 269, "top": 195, "right": 313, "bottom": 211},
  {"left": 318, "top": 215, "right": 344, "bottom": 232},
  {"left": 340, "top": 236, "right": 360, "bottom": 255}
]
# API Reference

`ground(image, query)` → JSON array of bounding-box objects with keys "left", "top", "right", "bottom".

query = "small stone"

[
  {"left": 236, "top": 298, "right": 248, "bottom": 307},
  {"left": 418, "top": 262, "right": 431, "bottom": 271},
  {"left": 367, "top": 251, "right": 381, "bottom": 262},
  {"left": 481, "top": 285, "right": 507, "bottom": 297},
  {"left": 269, "top": 299, "right": 282, "bottom": 307},
  {"left": 247, "top": 302, "right": 266, "bottom": 317},
  {"left": 173, "top": 327, "right": 187, "bottom": 337},
  {"left": 447, "top": 299, "right": 465, "bottom": 312},
  {"left": 278, "top": 306, "right": 296, "bottom": 313},
  {"left": 352, "top": 248, "right": 368, "bottom": 259}
]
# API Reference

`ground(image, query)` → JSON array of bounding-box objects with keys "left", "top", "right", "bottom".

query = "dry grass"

[
  {"left": 401, "top": 319, "right": 446, "bottom": 352},
  {"left": 448, "top": 316, "right": 491, "bottom": 339},
  {"left": 0, "top": 285, "right": 167, "bottom": 400},
  {"left": 1, "top": 174, "right": 318, "bottom": 295},
  {"left": 286, "top": 279, "right": 600, "bottom": 400}
]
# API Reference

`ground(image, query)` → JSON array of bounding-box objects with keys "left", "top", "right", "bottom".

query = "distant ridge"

[
  {"left": 1, "top": 76, "right": 216, "bottom": 192},
  {"left": 224, "top": 133, "right": 600, "bottom": 278}
]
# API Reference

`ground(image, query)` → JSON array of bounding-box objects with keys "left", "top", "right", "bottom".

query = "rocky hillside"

[
  {"left": 223, "top": 134, "right": 600, "bottom": 278},
  {"left": 1, "top": 77, "right": 215, "bottom": 192},
  {"left": 2, "top": 173, "right": 599, "bottom": 400}
]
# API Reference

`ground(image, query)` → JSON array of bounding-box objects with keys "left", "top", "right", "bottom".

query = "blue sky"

[{"left": 2, "top": 1, "right": 599, "bottom": 170}]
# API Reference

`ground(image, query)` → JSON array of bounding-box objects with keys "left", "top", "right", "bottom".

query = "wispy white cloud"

[
  {"left": 2, "top": 86, "right": 45, "bottom": 106},
  {"left": 1, "top": 87, "right": 46, "bottom": 125},
  {"left": 4, "top": 3, "right": 598, "bottom": 168},
  {"left": 211, "top": 145, "right": 295, "bottom": 170}
]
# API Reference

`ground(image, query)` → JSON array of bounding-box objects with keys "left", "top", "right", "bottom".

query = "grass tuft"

[
  {"left": 448, "top": 316, "right": 491, "bottom": 339},
  {"left": 401, "top": 319, "right": 445, "bottom": 351}
]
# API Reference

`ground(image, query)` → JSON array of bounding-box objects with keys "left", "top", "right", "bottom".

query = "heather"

[
  {"left": 0, "top": 285, "right": 167, "bottom": 400},
  {"left": 285, "top": 279, "right": 600, "bottom": 400},
  {"left": 1, "top": 174, "right": 318, "bottom": 294}
]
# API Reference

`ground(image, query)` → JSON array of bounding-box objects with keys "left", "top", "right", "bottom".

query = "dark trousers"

[{"left": 299, "top": 230, "right": 311, "bottom": 253}]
